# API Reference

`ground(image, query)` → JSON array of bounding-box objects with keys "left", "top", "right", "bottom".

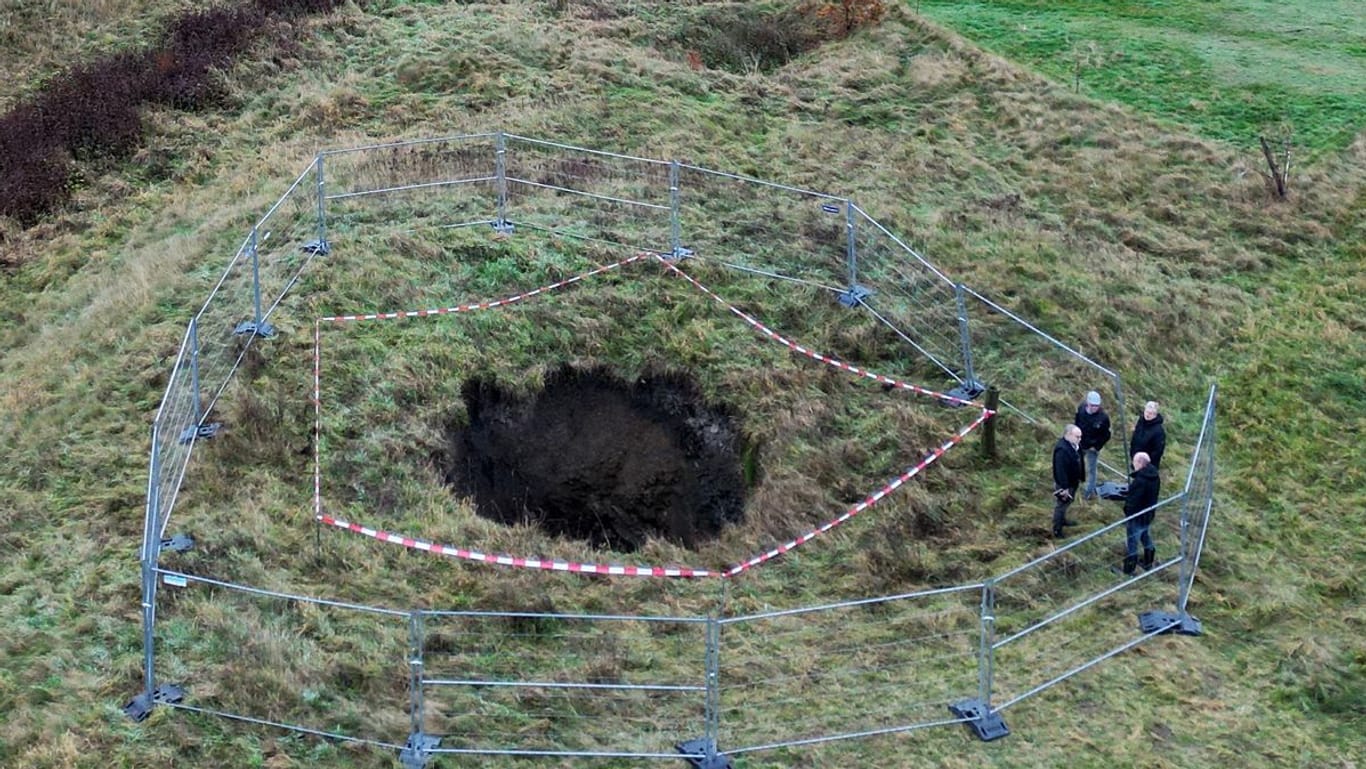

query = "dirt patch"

[{"left": 443, "top": 365, "right": 748, "bottom": 552}]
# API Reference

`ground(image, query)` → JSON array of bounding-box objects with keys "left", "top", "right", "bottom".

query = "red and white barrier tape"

[
  {"left": 312, "top": 409, "right": 992, "bottom": 580},
  {"left": 312, "top": 250, "right": 998, "bottom": 578},
  {"left": 319, "top": 253, "right": 647, "bottom": 323},
  {"left": 725, "top": 408, "right": 993, "bottom": 577},
  {"left": 657, "top": 257, "right": 982, "bottom": 408},
  {"left": 314, "top": 514, "right": 717, "bottom": 578}
]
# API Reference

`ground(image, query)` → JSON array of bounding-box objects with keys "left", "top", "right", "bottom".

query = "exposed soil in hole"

[{"left": 442, "top": 365, "right": 748, "bottom": 552}]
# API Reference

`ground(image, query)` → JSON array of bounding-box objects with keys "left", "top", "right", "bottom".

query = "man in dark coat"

[
  {"left": 1130, "top": 400, "right": 1166, "bottom": 471},
  {"left": 1051, "top": 425, "right": 1083, "bottom": 538},
  {"left": 1121, "top": 451, "right": 1161, "bottom": 575},
  {"left": 1075, "top": 390, "right": 1112, "bottom": 500}
]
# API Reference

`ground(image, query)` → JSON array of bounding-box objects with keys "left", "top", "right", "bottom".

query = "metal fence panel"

[
  {"left": 150, "top": 325, "right": 199, "bottom": 534},
  {"left": 962, "top": 286, "right": 1127, "bottom": 435},
  {"left": 848, "top": 205, "right": 966, "bottom": 384},
  {"left": 717, "top": 586, "right": 981, "bottom": 754},
  {"left": 192, "top": 241, "right": 259, "bottom": 412},
  {"left": 989, "top": 498, "right": 1183, "bottom": 706},
  {"left": 255, "top": 163, "right": 324, "bottom": 321},
  {"left": 1179, "top": 385, "right": 1217, "bottom": 612},
  {"left": 152, "top": 571, "right": 411, "bottom": 750},
  {"left": 418, "top": 610, "right": 709, "bottom": 758},
  {"left": 503, "top": 135, "right": 673, "bottom": 252},
  {"left": 991, "top": 569, "right": 1174, "bottom": 712},
  {"left": 676, "top": 165, "right": 848, "bottom": 292},
  {"left": 321, "top": 134, "right": 499, "bottom": 232}
]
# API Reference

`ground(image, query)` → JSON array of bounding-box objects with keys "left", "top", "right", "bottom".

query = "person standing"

[
  {"left": 1051, "top": 425, "right": 1083, "bottom": 539},
  {"left": 1120, "top": 451, "right": 1160, "bottom": 575},
  {"left": 1130, "top": 400, "right": 1166, "bottom": 471},
  {"left": 1075, "top": 390, "right": 1111, "bottom": 500}
]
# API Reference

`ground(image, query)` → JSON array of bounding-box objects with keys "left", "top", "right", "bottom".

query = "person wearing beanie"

[
  {"left": 1120, "top": 452, "right": 1161, "bottom": 575},
  {"left": 1074, "top": 390, "right": 1111, "bottom": 500},
  {"left": 1051, "top": 424, "right": 1083, "bottom": 538},
  {"left": 1130, "top": 400, "right": 1166, "bottom": 471}
]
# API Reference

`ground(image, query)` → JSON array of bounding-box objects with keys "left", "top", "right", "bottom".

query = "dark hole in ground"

[{"left": 443, "top": 365, "right": 749, "bottom": 552}]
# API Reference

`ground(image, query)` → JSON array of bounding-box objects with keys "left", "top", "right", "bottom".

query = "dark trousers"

[
  {"left": 1052, "top": 495, "right": 1074, "bottom": 533},
  {"left": 1125, "top": 518, "right": 1154, "bottom": 559}
]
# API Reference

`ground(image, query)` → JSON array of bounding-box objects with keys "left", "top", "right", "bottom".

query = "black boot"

[
  {"left": 1141, "top": 548, "right": 1156, "bottom": 571},
  {"left": 1122, "top": 555, "right": 1138, "bottom": 575}
]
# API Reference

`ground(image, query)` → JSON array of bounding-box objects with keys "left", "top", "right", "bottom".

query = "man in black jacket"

[
  {"left": 1051, "top": 425, "right": 1083, "bottom": 539},
  {"left": 1130, "top": 400, "right": 1166, "bottom": 471},
  {"left": 1075, "top": 390, "right": 1112, "bottom": 500},
  {"left": 1121, "top": 451, "right": 1161, "bottom": 575}
]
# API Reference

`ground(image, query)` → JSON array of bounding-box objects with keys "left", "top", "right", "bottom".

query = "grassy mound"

[{"left": 0, "top": 1, "right": 1360, "bottom": 767}]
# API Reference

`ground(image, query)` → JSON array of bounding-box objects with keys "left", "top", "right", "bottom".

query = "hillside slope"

[{"left": 0, "top": 2, "right": 1361, "bottom": 767}]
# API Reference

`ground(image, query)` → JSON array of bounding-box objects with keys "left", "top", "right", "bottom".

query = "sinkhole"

[{"left": 443, "top": 365, "right": 750, "bottom": 552}]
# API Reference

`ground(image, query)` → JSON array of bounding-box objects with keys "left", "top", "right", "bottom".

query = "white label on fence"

[{"left": 163, "top": 574, "right": 188, "bottom": 588}]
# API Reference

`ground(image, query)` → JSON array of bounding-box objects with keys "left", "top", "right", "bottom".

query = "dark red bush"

[
  {"left": 254, "top": 0, "right": 346, "bottom": 17},
  {"left": 0, "top": 1, "right": 338, "bottom": 224},
  {"left": 0, "top": 149, "right": 74, "bottom": 227},
  {"left": 36, "top": 53, "right": 153, "bottom": 158}
]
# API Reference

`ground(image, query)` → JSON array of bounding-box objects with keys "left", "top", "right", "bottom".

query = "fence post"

[
  {"left": 669, "top": 160, "right": 683, "bottom": 258},
  {"left": 232, "top": 227, "right": 276, "bottom": 339},
  {"left": 124, "top": 421, "right": 183, "bottom": 721},
  {"left": 954, "top": 282, "right": 981, "bottom": 390},
  {"left": 251, "top": 228, "right": 264, "bottom": 331},
  {"left": 1178, "top": 385, "right": 1217, "bottom": 614},
  {"left": 982, "top": 386, "right": 999, "bottom": 461},
  {"left": 705, "top": 613, "right": 721, "bottom": 759},
  {"left": 142, "top": 422, "right": 162, "bottom": 698},
  {"left": 314, "top": 153, "right": 328, "bottom": 248},
  {"left": 493, "top": 131, "right": 511, "bottom": 233},
  {"left": 838, "top": 202, "right": 869, "bottom": 308},
  {"left": 400, "top": 610, "right": 440, "bottom": 767},
  {"left": 845, "top": 199, "right": 857, "bottom": 288},
  {"left": 1139, "top": 385, "right": 1211, "bottom": 636},
  {"left": 951, "top": 579, "right": 1008, "bottom": 740},
  {"left": 189, "top": 317, "right": 203, "bottom": 428},
  {"left": 1183, "top": 400, "right": 1217, "bottom": 613},
  {"left": 409, "top": 611, "right": 425, "bottom": 738},
  {"left": 978, "top": 579, "right": 996, "bottom": 708}
]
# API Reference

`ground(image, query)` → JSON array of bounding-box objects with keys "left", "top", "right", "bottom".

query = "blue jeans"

[
  {"left": 1125, "top": 518, "right": 1154, "bottom": 559},
  {"left": 1083, "top": 448, "right": 1099, "bottom": 497}
]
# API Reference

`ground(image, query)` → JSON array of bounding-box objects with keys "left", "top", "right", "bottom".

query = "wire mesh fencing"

[
  {"left": 961, "top": 285, "right": 1128, "bottom": 434},
  {"left": 151, "top": 570, "right": 412, "bottom": 752},
  {"left": 149, "top": 323, "right": 200, "bottom": 537},
  {"left": 1178, "top": 384, "right": 1218, "bottom": 614},
  {"left": 958, "top": 284, "right": 1133, "bottom": 490},
  {"left": 848, "top": 203, "right": 968, "bottom": 385},
  {"left": 320, "top": 134, "right": 500, "bottom": 233},
  {"left": 132, "top": 131, "right": 1220, "bottom": 762},
  {"left": 503, "top": 134, "right": 674, "bottom": 252},
  {"left": 676, "top": 164, "right": 849, "bottom": 293},
  {"left": 988, "top": 496, "right": 1185, "bottom": 709},
  {"left": 255, "top": 162, "right": 325, "bottom": 322},
  {"left": 716, "top": 585, "right": 983, "bottom": 754},
  {"left": 418, "top": 609, "right": 710, "bottom": 759}
]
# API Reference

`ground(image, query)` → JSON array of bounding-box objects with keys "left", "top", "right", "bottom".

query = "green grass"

[
  {"left": 0, "top": 1, "right": 1363, "bottom": 768},
  {"left": 915, "top": 0, "right": 1366, "bottom": 154}
]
